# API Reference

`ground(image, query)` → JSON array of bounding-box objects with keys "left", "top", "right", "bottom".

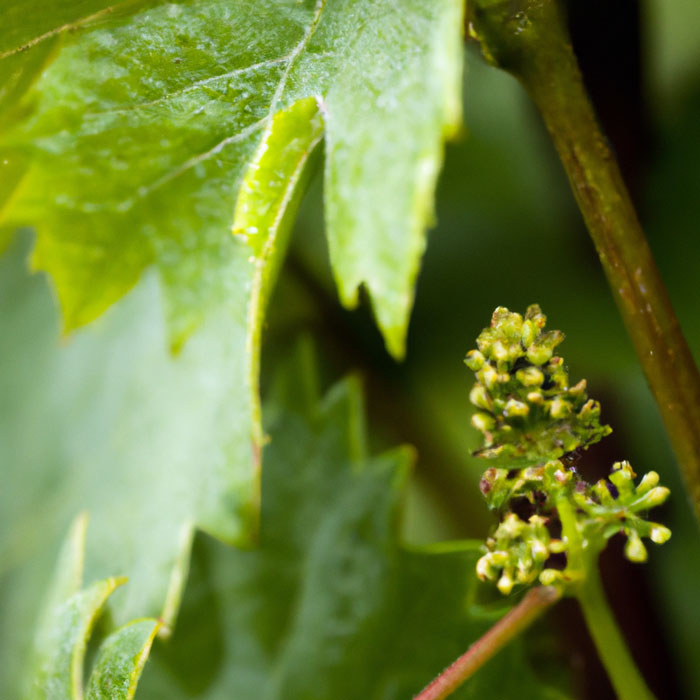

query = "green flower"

[
  {"left": 466, "top": 305, "right": 611, "bottom": 467},
  {"left": 469, "top": 306, "right": 672, "bottom": 596}
]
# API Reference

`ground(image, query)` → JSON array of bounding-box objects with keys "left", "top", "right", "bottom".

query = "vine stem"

[
  {"left": 469, "top": 0, "right": 700, "bottom": 520},
  {"left": 556, "top": 496, "right": 655, "bottom": 699},
  {"left": 576, "top": 567, "right": 655, "bottom": 700},
  {"left": 414, "top": 586, "right": 560, "bottom": 700}
]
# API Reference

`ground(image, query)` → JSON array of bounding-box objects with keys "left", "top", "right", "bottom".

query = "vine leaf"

[
  {"left": 0, "top": 0, "right": 463, "bottom": 356},
  {"left": 137, "top": 348, "right": 565, "bottom": 699},
  {"left": 85, "top": 619, "right": 162, "bottom": 700},
  {"left": 0, "top": 1, "right": 464, "bottom": 627},
  {"left": 0, "top": 238, "right": 256, "bottom": 696},
  {"left": 28, "top": 513, "right": 159, "bottom": 700},
  {"left": 1, "top": 2, "right": 464, "bottom": 692}
]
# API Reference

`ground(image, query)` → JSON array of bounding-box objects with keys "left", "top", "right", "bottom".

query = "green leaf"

[
  {"left": 0, "top": 2, "right": 126, "bottom": 254},
  {"left": 86, "top": 619, "right": 161, "bottom": 700},
  {"left": 1, "top": 0, "right": 463, "bottom": 357},
  {"left": 136, "top": 352, "right": 566, "bottom": 699},
  {"left": 233, "top": 96, "right": 325, "bottom": 443},
  {"left": 1, "top": 10, "right": 463, "bottom": 663},
  {"left": 31, "top": 577, "right": 126, "bottom": 700},
  {"left": 0, "top": 236, "right": 254, "bottom": 695},
  {"left": 27, "top": 513, "right": 159, "bottom": 700},
  {"left": 0, "top": 8, "right": 462, "bottom": 637}
]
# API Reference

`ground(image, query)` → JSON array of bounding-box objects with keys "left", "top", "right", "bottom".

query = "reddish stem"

[{"left": 414, "top": 586, "right": 561, "bottom": 700}]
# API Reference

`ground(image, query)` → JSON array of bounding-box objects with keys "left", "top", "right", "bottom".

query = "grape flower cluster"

[{"left": 467, "top": 306, "right": 671, "bottom": 595}]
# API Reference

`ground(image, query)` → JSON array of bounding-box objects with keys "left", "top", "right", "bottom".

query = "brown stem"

[
  {"left": 469, "top": 0, "right": 700, "bottom": 520},
  {"left": 414, "top": 586, "right": 561, "bottom": 700}
]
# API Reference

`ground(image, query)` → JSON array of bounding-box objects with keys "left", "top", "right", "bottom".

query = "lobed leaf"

[
  {"left": 0, "top": 238, "right": 252, "bottom": 696},
  {"left": 27, "top": 513, "right": 158, "bottom": 700},
  {"left": 86, "top": 619, "right": 161, "bottom": 700},
  {"left": 0, "top": 0, "right": 463, "bottom": 354},
  {"left": 136, "top": 350, "right": 566, "bottom": 699},
  {"left": 0, "top": 2, "right": 464, "bottom": 672}
]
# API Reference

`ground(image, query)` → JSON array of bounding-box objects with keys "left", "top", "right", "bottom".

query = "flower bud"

[
  {"left": 490, "top": 340, "right": 509, "bottom": 363},
  {"left": 625, "top": 531, "right": 648, "bottom": 563},
  {"left": 539, "top": 569, "right": 560, "bottom": 586},
  {"left": 498, "top": 513, "right": 523, "bottom": 539},
  {"left": 476, "top": 555, "right": 494, "bottom": 580},
  {"left": 497, "top": 572, "right": 514, "bottom": 595},
  {"left": 490, "top": 551, "right": 509, "bottom": 566},
  {"left": 469, "top": 384, "right": 491, "bottom": 410},
  {"left": 521, "top": 320, "right": 537, "bottom": 347},
  {"left": 504, "top": 398, "right": 529, "bottom": 418},
  {"left": 568, "top": 379, "right": 587, "bottom": 396},
  {"left": 465, "top": 349, "right": 485, "bottom": 371},
  {"left": 478, "top": 364, "right": 499, "bottom": 389},
  {"left": 530, "top": 540, "right": 549, "bottom": 562},
  {"left": 527, "top": 391, "right": 544, "bottom": 404},
  {"left": 526, "top": 343, "right": 553, "bottom": 366},
  {"left": 640, "top": 486, "right": 671, "bottom": 509},
  {"left": 516, "top": 366, "right": 544, "bottom": 387},
  {"left": 549, "top": 397, "right": 570, "bottom": 419},
  {"left": 471, "top": 412, "right": 495, "bottom": 432},
  {"left": 649, "top": 524, "right": 672, "bottom": 544},
  {"left": 636, "top": 471, "right": 659, "bottom": 495}
]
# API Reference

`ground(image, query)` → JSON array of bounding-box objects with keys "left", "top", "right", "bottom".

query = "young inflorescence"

[{"left": 467, "top": 306, "right": 671, "bottom": 595}]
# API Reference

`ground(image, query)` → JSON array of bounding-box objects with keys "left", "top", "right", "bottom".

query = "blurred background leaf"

[
  {"left": 138, "top": 356, "right": 565, "bottom": 699},
  {"left": 0, "top": 234, "right": 255, "bottom": 696}
]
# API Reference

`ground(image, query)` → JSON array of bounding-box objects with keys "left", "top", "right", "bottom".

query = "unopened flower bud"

[
  {"left": 530, "top": 540, "right": 549, "bottom": 562},
  {"left": 636, "top": 471, "right": 659, "bottom": 495},
  {"left": 478, "top": 364, "right": 499, "bottom": 389},
  {"left": 516, "top": 367, "right": 544, "bottom": 387},
  {"left": 497, "top": 572, "right": 514, "bottom": 595},
  {"left": 549, "top": 397, "right": 570, "bottom": 419},
  {"left": 521, "top": 320, "right": 537, "bottom": 347},
  {"left": 641, "top": 486, "right": 671, "bottom": 509},
  {"left": 472, "top": 412, "right": 495, "bottom": 432},
  {"left": 527, "top": 390, "right": 544, "bottom": 404},
  {"left": 491, "top": 340, "right": 509, "bottom": 363},
  {"left": 549, "top": 539, "right": 566, "bottom": 554},
  {"left": 504, "top": 398, "right": 529, "bottom": 418},
  {"left": 625, "top": 531, "right": 648, "bottom": 563},
  {"left": 501, "top": 513, "right": 524, "bottom": 537},
  {"left": 568, "top": 379, "right": 587, "bottom": 396},
  {"left": 526, "top": 344, "right": 552, "bottom": 366},
  {"left": 476, "top": 555, "right": 494, "bottom": 580},
  {"left": 465, "top": 350, "right": 485, "bottom": 371},
  {"left": 469, "top": 384, "right": 491, "bottom": 410},
  {"left": 649, "top": 524, "right": 672, "bottom": 544},
  {"left": 489, "top": 551, "right": 509, "bottom": 566},
  {"left": 539, "top": 569, "right": 560, "bottom": 586}
]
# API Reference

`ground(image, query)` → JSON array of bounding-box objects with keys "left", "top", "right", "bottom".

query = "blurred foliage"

[
  {"left": 139, "top": 352, "right": 564, "bottom": 698},
  {"left": 26, "top": 514, "right": 159, "bottom": 700}
]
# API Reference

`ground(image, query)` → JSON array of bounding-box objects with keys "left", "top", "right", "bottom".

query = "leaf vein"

[
  {"left": 128, "top": 116, "right": 268, "bottom": 205},
  {"left": 85, "top": 56, "right": 290, "bottom": 117},
  {"left": 266, "top": 0, "right": 327, "bottom": 118},
  {"left": 0, "top": 0, "right": 138, "bottom": 60}
]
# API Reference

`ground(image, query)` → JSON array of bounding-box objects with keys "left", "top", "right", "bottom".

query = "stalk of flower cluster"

[{"left": 414, "top": 586, "right": 560, "bottom": 700}]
